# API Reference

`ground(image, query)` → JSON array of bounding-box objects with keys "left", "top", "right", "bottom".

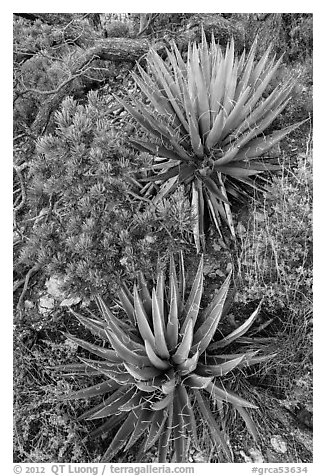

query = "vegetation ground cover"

[{"left": 13, "top": 13, "right": 312, "bottom": 464}]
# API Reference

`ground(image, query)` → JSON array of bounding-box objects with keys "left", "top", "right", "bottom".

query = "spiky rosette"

[
  {"left": 115, "top": 33, "right": 307, "bottom": 249},
  {"left": 56, "top": 254, "right": 275, "bottom": 462}
]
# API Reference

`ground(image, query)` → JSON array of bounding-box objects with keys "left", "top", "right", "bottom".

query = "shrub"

[
  {"left": 117, "top": 33, "right": 306, "bottom": 249},
  {"left": 236, "top": 145, "right": 312, "bottom": 314},
  {"left": 56, "top": 254, "right": 275, "bottom": 462},
  {"left": 19, "top": 92, "right": 194, "bottom": 299},
  {"left": 13, "top": 332, "right": 98, "bottom": 462},
  {"left": 104, "top": 21, "right": 130, "bottom": 38}
]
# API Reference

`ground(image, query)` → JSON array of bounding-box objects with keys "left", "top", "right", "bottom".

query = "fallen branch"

[{"left": 16, "top": 264, "right": 41, "bottom": 310}]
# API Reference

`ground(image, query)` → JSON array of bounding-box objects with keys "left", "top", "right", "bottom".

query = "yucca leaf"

[
  {"left": 183, "top": 373, "right": 213, "bottom": 389},
  {"left": 192, "top": 271, "right": 232, "bottom": 355},
  {"left": 145, "top": 408, "right": 169, "bottom": 451},
  {"left": 199, "top": 28, "right": 210, "bottom": 89},
  {"left": 53, "top": 362, "right": 102, "bottom": 376},
  {"left": 205, "top": 351, "right": 259, "bottom": 365},
  {"left": 118, "top": 390, "right": 145, "bottom": 411},
  {"left": 166, "top": 271, "right": 179, "bottom": 351},
  {"left": 114, "top": 95, "right": 167, "bottom": 144},
  {"left": 178, "top": 251, "right": 186, "bottom": 314},
  {"left": 222, "top": 39, "right": 237, "bottom": 116},
  {"left": 123, "top": 362, "right": 162, "bottom": 381},
  {"left": 181, "top": 254, "right": 204, "bottom": 330},
  {"left": 201, "top": 175, "right": 230, "bottom": 205},
  {"left": 148, "top": 50, "right": 189, "bottom": 131},
  {"left": 209, "top": 52, "right": 226, "bottom": 122},
  {"left": 67, "top": 380, "right": 120, "bottom": 400},
  {"left": 77, "top": 392, "right": 120, "bottom": 421},
  {"left": 144, "top": 339, "right": 170, "bottom": 370},
  {"left": 63, "top": 333, "right": 121, "bottom": 363},
  {"left": 220, "top": 160, "right": 281, "bottom": 173},
  {"left": 152, "top": 288, "right": 170, "bottom": 359},
  {"left": 227, "top": 80, "right": 293, "bottom": 142},
  {"left": 205, "top": 108, "right": 226, "bottom": 150},
  {"left": 80, "top": 387, "right": 124, "bottom": 420},
  {"left": 219, "top": 86, "right": 251, "bottom": 140},
  {"left": 250, "top": 43, "right": 274, "bottom": 86},
  {"left": 190, "top": 46, "right": 211, "bottom": 140},
  {"left": 141, "top": 164, "right": 182, "bottom": 183},
  {"left": 209, "top": 301, "right": 262, "bottom": 350},
  {"left": 214, "top": 164, "right": 263, "bottom": 178},
  {"left": 197, "top": 355, "right": 244, "bottom": 377},
  {"left": 151, "top": 392, "right": 174, "bottom": 411},
  {"left": 88, "top": 387, "right": 136, "bottom": 421},
  {"left": 105, "top": 330, "right": 151, "bottom": 368},
  {"left": 101, "top": 410, "right": 139, "bottom": 462},
  {"left": 204, "top": 181, "right": 230, "bottom": 229},
  {"left": 129, "top": 138, "right": 186, "bottom": 163},
  {"left": 181, "top": 80, "right": 204, "bottom": 157},
  {"left": 88, "top": 413, "right": 125, "bottom": 439},
  {"left": 172, "top": 319, "right": 194, "bottom": 364},
  {"left": 173, "top": 386, "right": 186, "bottom": 462},
  {"left": 133, "top": 284, "right": 155, "bottom": 347},
  {"left": 78, "top": 358, "right": 134, "bottom": 385},
  {"left": 238, "top": 352, "right": 277, "bottom": 369},
  {"left": 205, "top": 382, "right": 258, "bottom": 409},
  {"left": 124, "top": 407, "right": 153, "bottom": 451},
  {"left": 69, "top": 309, "right": 107, "bottom": 341},
  {"left": 204, "top": 189, "right": 223, "bottom": 238},
  {"left": 116, "top": 285, "right": 135, "bottom": 323},
  {"left": 177, "top": 384, "right": 198, "bottom": 446},
  {"left": 137, "top": 271, "right": 152, "bottom": 317},
  {"left": 238, "top": 57, "right": 284, "bottom": 125},
  {"left": 134, "top": 381, "right": 158, "bottom": 393},
  {"left": 133, "top": 69, "right": 186, "bottom": 133},
  {"left": 156, "top": 269, "right": 165, "bottom": 323},
  {"left": 178, "top": 350, "right": 200, "bottom": 376},
  {"left": 235, "top": 39, "right": 257, "bottom": 98},
  {"left": 161, "top": 377, "right": 176, "bottom": 395},
  {"left": 231, "top": 120, "right": 307, "bottom": 161},
  {"left": 197, "top": 178, "right": 205, "bottom": 250},
  {"left": 152, "top": 176, "right": 179, "bottom": 204},
  {"left": 194, "top": 390, "right": 233, "bottom": 461},
  {"left": 191, "top": 180, "right": 200, "bottom": 253},
  {"left": 157, "top": 401, "right": 173, "bottom": 462},
  {"left": 235, "top": 405, "right": 258, "bottom": 441},
  {"left": 96, "top": 297, "right": 144, "bottom": 350},
  {"left": 218, "top": 96, "right": 293, "bottom": 166}
]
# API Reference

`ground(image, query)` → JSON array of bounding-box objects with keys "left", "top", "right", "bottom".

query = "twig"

[
  {"left": 136, "top": 13, "right": 160, "bottom": 37},
  {"left": 16, "top": 264, "right": 41, "bottom": 310},
  {"left": 13, "top": 165, "right": 26, "bottom": 212}
]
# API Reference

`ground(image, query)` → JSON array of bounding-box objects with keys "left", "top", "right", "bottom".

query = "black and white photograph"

[{"left": 12, "top": 9, "right": 313, "bottom": 468}]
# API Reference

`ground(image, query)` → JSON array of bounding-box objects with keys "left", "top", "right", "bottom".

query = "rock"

[
  {"left": 60, "top": 296, "right": 82, "bottom": 307},
  {"left": 39, "top": 295, "right": 55, "bottom": 314},
  {"left": 239, "top": 448, "right": 264, "bottom": 463},
  {"left": 271, "top": 435, "right": 287, "bottom": 454},
  {"left": 45, "top": 275, "right": 66, "bottom": 299},
  {"left": 24, "top": 300, "right": 34, "bottom": 309},
  {"left": 45, "top": 275, "right": 82, "bottom": 307}
]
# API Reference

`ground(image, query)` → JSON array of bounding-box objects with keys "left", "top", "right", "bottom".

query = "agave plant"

[
  {"left": 116, "top": 33, "right": 306, "bottom": 249},
  {"left": 56, "top": 254, "right": 274, "bottom": 462}
]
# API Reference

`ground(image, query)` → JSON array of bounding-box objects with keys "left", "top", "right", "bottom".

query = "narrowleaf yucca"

[
  {"left": 116, "top": 33, "right": 306, "bottom": 249},
  {"left": 56, "top": 254, "right": 274, "bottom": 462}
]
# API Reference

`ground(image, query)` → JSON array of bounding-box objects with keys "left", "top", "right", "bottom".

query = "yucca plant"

[
  {"left": 116, "top": 33, "right": 306, "bottom": 249},
  {"left": 56, "top": 254, "right": 275, "bottom": 462}
]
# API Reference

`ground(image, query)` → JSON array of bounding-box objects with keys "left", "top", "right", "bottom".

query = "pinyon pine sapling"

[
  {"left": 20, "top": 92, "right": 194, "bottom": 298},
  {"left": 117, "top": 33, "right": 307, "bottom": 250},
  {"left": 56, "top": 254, "right": 275, "bottom": 462}
]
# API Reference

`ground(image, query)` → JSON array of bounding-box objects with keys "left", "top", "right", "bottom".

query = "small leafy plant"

[
  {"left": 57, "top": 254, "right": 274, "bottom": 462},
  {"left": 117, "top": 33, "right": 306, "bottom": 249}
]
